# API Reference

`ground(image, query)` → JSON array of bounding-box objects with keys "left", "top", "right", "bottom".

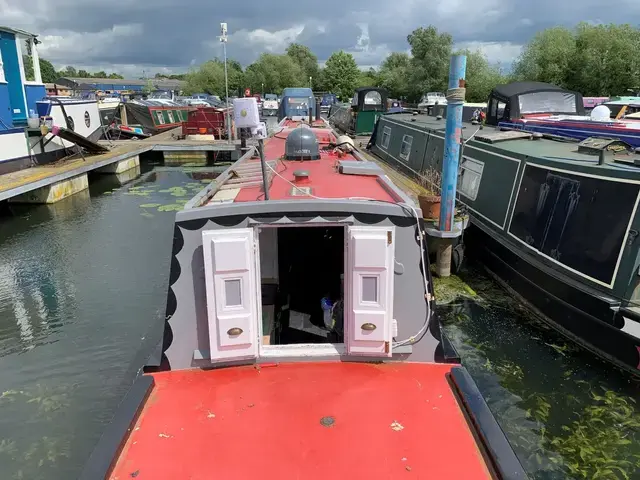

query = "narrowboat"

[
  {"left": 276, "top": 87, "right": 316, "bottom": 121},
  {"left": 329, "top": 87, "right": 388, "bottom": 136},
  {"left": 123, "top": 99, "right": 192, "bottom": 135},
  {"left": 370, "top": 107, "right": 640, "bottom": 376},
  {"left": 0, "top": 26, "right": 101, "bottom": 175},
  {"left": 492, "top": 82, "right": 640, "bottom": 148},
  {"left": 81, "top": 116, "right": 525, "bottom": 480},
  {"left": 320, "top": 92, "right": 338, "bottom": 115}
]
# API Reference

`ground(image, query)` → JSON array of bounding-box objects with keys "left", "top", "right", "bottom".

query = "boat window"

[
  {"left": 518, "top": 91, "right": 577, "bottom": 115},
  {"left": 458, "top": 157, "right": 484, "bottom": 201},
  {"left": 364, "top": 91, "right": 382, "bottom": 105},
  {"left": 20, "top": 38, "right": 35, "bottom": 81},
  {"left": 352, "top": 93, "right": 358, "bottom": 106},
  {"left": 156, "top": 111, "right": 165, "bottom": 124},
  {"left": 224, "top": 279, "right": 243, "bottom": 307},
  {"left": 399, "top": 134, "right": 413, "bottom": 161},
  {"left": 167, "top": 110, "right": 175, "bottom": 123},
  {"left": 381, "top": 126, "right": 391, "bottom": 149},
  {"left": 361, "top": 276, "right": 379, "bottom": 303}
]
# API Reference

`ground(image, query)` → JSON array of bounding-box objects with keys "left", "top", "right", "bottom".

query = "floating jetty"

[{"left": 0, "top": 128, "right": 243, "bottom": 204}]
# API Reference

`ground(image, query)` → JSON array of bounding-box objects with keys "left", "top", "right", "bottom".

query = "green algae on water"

[
  {"left": 139, "top": 203, "right": 161, "bottom": 208},
  {"left": 433, "top": 274, "right": 477, "bottom": 305}
]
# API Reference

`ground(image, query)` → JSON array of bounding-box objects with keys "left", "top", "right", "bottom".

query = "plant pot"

[{"left": 418, "top": 194, "right": 441, "bottom": 220}]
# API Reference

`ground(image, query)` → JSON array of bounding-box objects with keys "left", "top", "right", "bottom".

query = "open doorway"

[{"left": 259, "top": 225, "right": 345, "bottom": 347}]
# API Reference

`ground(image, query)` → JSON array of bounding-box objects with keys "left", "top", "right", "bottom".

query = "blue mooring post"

[{"left": 438, "top": 55, "right": 467, "bottom": 231}]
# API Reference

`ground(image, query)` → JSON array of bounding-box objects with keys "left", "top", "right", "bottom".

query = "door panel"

[
  {"left": 346, "top": 226, "right": 394, "bottom": 356},
  {"left": 203, "top": 228, "right": 258, "bottom": 362}
]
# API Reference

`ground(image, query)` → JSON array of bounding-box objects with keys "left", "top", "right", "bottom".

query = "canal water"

[
  {"left": 0, "top": 161, "right": 219, "bottom": 479},
  {"left": 437, "top": 263, "right": 640, "bottom": 480},
  {"left": 0, "top": 159, "right": 638, "bottom": 479}
]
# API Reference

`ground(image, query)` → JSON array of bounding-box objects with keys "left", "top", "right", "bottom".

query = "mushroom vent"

[{"left": 285, "top": 126, "right": 320, "bottom": 160}]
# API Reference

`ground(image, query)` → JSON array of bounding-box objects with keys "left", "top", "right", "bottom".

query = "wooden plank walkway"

[{"left": 0, "top": 143, "right": 150, "bottom": 202}]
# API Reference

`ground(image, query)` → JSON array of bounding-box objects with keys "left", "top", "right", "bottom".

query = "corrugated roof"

[{"left": 59, "top": 77, "right": 185, "bottom": 88}]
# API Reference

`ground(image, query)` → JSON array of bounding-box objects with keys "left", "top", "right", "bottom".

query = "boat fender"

[
  {"left": 452, "top": 243, "right": 465, "bottom": 275},
  {"left": 336, "top": 135, "right": 354, "bottom": 152}
]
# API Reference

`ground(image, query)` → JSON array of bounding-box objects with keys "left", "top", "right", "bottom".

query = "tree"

[
  {"left": 356, "top": 68, "right": 379, "bottom": 88},
  {"left": 244, "top": 53, "right": 306, "bottom": 94},
  {"left": 407, "top": 26, "right": 453, "bottom": 99},
  {"left": 58, "top": 66, "right": 77, "bottom": 78},
  {"left": 456, "top": 49, "right": 505, "bottom": 103},
  {"left": 39, "top": 59, "right": 57, "bottom": 83},
  {"left": 512, "top": 26, "right": 575, "bottom": 88},
  {"left": 93, "top": 71, "right": 107, "bottom": 78},
  {"left": 184, "top": 60, "right": 226, "bottom": 95},
  {"left": 108, "top": 73, "right": 124, "bottom": 79},
  {"left": 567, "top": 23, "right": 640, "bottom": 96},
  {"left": 378, "top": 52, "right": 412, "bottom": 99},
  {"left": 322, "top": 51, "right": 360, "bottom": 99},
  {"left": 286, "top": 43, "right": 319, "bottom": 88}
]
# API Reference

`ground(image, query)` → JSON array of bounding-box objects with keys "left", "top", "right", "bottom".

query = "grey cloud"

[{"left": 4, "top": 0, "right": 640, "bottom": 74}]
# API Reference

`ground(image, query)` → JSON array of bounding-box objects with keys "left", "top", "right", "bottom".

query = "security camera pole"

[{"left": 220, "top": 22, "right": 232, "bottom": 142}]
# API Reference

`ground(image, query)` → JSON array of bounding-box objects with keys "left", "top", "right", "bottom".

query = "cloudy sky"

[{"left": 3, "top": 0, "right": 640, "bottom": 77}]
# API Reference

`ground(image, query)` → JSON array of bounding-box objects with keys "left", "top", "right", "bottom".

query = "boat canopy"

[
  {"left": 351, "top": 87, "right": 388, "bottom": 112},
  {"left": 486, "top": 81, "right": 584, "bottom": 126}
]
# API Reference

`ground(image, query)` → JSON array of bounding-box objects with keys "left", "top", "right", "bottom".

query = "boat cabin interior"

[
  {"left": 486, "top": 81, "right": 585, "bottom": 126},
  {"left": 259, "top": 224, "right": 346, "bottom": 346}
]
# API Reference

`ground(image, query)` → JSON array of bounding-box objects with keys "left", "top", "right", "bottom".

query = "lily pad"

[
  {"left": 140, "top": 212, "right": 155, "bottom": 218},
  {"left": 140, "top": 203, "right": 161, "bottom": 208},
  {"left": 157, "top": 204, "right": 184, "bottom": 212}
]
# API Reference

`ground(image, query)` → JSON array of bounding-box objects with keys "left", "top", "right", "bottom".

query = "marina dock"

[{"left": 0, "top": 127, "right": 242, "bottom": 204}]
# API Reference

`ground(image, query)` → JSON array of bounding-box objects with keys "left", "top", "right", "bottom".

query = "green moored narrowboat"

[
  {"left": 368, "top": 89, "right": 640, "bottom": 378},
  {"left": 329, "top": 87, "right": 388, "bottom": 136}
]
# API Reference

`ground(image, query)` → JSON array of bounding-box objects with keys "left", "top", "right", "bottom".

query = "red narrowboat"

[{"left": 81, "top": 117, "right": 527, "bottom": 480}]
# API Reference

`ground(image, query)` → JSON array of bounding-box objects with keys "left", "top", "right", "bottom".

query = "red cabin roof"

[
  {"left": 209, "top": 120, "right": 398, "bottom": 205},
  {"left": 109, "top": 363, "right": 492, "bottom": 480}
]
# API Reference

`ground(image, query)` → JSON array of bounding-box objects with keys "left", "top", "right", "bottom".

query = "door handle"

[
  {"left": 227, "top": 327, "right": 243, "bottom": 336},
  {"left": 361, "top": 323, "right": 377, "bottom": 331}
]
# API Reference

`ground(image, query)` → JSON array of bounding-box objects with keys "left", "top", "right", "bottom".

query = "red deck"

[
  {"left": 233, "top": 120, "right": 397, "bottom": 203},
  {"left": 109, "top": 362, "right": 492, "bottom": 479}
]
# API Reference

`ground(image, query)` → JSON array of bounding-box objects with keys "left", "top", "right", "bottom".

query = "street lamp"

[
  {"left": 261, "top": 83, "right": 264, "bottom": 96},
  {"left": 309, "top": 76, "right": 312, "bottom": 89},
  {"left": 220, "top": 22, "right": 232, "bottom": 142}
]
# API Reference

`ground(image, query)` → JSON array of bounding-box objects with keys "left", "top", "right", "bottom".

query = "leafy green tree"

[
  {"left": 407, "top": 26, "right": 453, "bottom": 99},
  {"left": 184, "top": 60, "right": 226, "bottom": 95},
  {"left": 39, "top": 59, "right": 57, "bottom": 83},
  {"left": 244, "top": 53, "right": 306, "bottom": 94},
  {"left": 456, "top": 49, "right": 505, "bottom": 102},
  {"left": 108, "top": 73, "right": 124, "bottom": 79},
  {"left": 512, "top": 26, "right": 575, "bottom": 88},
  {"left": 58, "top": 66, "right": 77, "bottom": 78},
  {"left": 567, "top": 23, "right": 640, "bottom": 96},
  {"left": 322, "top": 51, "right": 359, "bottom": 99},
  {"left": 286, "top": 43, "right": 319, "bottom": 88},
  {"left": 378, "top": 52, "right": 412, "bottom": 99}
]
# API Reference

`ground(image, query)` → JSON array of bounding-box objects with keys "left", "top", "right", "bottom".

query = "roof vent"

[
  {"left": 293, "top": 169, "right": 310, "bottom": 183},
  {"left": 285, "top": 126, "right": 320, "bottom": 160}
]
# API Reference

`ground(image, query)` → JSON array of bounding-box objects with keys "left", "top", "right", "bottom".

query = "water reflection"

[
  {"left": 0, "top": 164, "right": 215, "bottom": 479},
  {"left": 439, "top": 263, "right": 640, "bottom": 479}
]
